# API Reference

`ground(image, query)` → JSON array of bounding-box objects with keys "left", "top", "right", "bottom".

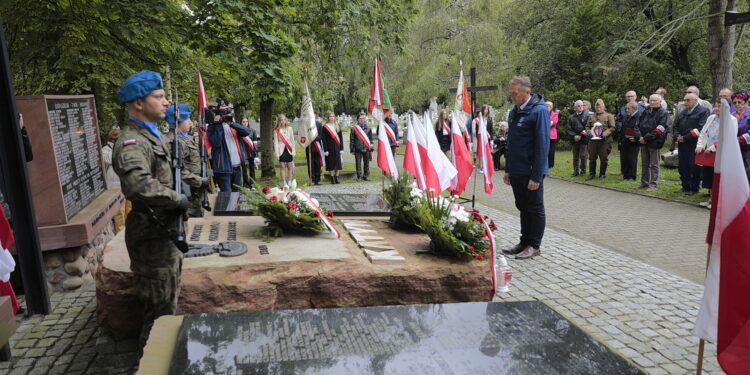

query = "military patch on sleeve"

[{"left": 122, "top": 139, "right": 137, "bottom": 146}]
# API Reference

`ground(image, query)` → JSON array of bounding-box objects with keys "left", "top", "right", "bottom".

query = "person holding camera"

[
  {"left": 273, "top": 114, "right": 295, "bottom": 187},
  {"left": 207, "top": 99, "right": 251, "bottom": 192}
]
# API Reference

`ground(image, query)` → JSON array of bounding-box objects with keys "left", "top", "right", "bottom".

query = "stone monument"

[{"left": 16, "top": 95, "right": 122, "bottom": 292}]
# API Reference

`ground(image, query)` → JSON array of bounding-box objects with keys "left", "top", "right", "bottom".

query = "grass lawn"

[{"left": 548, "top": 145, "right": 709, "bottom": 204}]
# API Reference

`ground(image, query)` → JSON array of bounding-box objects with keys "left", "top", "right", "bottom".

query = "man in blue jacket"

[
  {"left": 502, "top": 76, "right": 549, "bottom": 260},
  {"left": 207, "top": 99, "right": 251, "bottom": 192}
]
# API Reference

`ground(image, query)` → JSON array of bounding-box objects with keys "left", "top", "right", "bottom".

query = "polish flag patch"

[{"left": 122, "top": 139, "right": 137, "bottom": 146}]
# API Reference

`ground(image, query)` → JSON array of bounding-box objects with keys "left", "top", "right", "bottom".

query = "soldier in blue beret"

[
  {"left": 164, "top": 103, "right": 209, "bottom": 217},
  {"left": 112, "top": 70, "right": 190, "bottom": 354}
]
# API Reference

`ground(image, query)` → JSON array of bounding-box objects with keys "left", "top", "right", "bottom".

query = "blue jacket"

[
  {"left": 506, "top": 93, "right": 550, "bottom": 182},
  {"left": 207, "top": 122, "right": 251, "bottom": 173}
]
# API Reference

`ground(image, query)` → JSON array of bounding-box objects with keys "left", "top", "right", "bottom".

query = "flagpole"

[
  {"left": 695, "top": 242, "right": 712, "bottom": 375},
  {"left": 471, "top": 165, "right": 478, "bottom": 209}
]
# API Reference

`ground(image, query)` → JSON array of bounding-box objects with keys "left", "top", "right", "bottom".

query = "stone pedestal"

[{"left": 95, "top": 217, "right": 493, "bottom": 336}]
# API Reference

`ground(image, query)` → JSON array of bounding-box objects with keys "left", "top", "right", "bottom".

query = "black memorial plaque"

[
  {"left": 214, "top": 192, "right": 389, "bottom": 216},
  {"left": 47, "top": 97, "right": 105, "bottom": 219},
  {"left": 169, "top": 301, "right": 646, "bottom": 375}
]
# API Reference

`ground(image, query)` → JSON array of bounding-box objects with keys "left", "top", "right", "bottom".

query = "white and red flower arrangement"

[{"left": 240, "top": 183, "right": 339, "bottom": 240}]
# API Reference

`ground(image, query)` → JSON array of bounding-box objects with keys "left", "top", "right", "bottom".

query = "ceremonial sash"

[
  {"left": 313, "top": 141, "right": 326, "bottom": 167},
  {"left": 442, "top": 124, "right": 450, "bottom": 135},
  {"left": 275, "top": 128, "right": 294, "bottom": 153},
  {"left": 242, "top": 136, "right": 255, "bottom": 152},
  {"left": 324, "top": 123, "right": 340, "bottom": 147},
  {"left": 384, "top": 123, "right": 398, "bottom": 143},
  {"left": 352, "top": 124, "right": 371, "bottom": 148}
]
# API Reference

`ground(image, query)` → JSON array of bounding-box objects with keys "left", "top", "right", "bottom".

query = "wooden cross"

[{"left": 448, "top": 67, "right": 499, "bottom": 116}]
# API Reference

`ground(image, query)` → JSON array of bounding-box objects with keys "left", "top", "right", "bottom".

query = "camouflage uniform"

[
  {"left": 112, "top": 120, "right": 183, "bottom": 350},
  {"left": 164, "top": 131, "right": 204, "bottom": 217}
]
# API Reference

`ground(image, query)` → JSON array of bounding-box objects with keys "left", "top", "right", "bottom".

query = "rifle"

[
  {"left": 198, "top": 115, "right": 212, "bottom": 211},
  {"left": 170, "top": 93, "right": 189, "bottom": 253}
]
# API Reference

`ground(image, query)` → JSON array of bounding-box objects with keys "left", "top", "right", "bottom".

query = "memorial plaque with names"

[
  {"left": 169, "top": 301, "right": 645, "bottom": 375},
  {"left": 47, "top": 97, "right": 106, "bottom": 219},
  {"left": 214, "top": 192, "right": 389, "bottom": 216}
]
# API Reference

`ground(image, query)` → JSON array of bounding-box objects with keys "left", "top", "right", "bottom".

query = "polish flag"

[
  {"left": 0, "top": 205, "right": 18, "bottom": 313},
  {"left": 197, "top": 72, "right": 212, "bottom": 151},
  {"left": 450, "top": 110, "right": 473, "bottom": 195},
  {"left": 418, "top": 112, "right": 457, "bottom": 196},
  {"left": 377, "top": 121, "right": 398, "bottom": 180},
  {"left": 454, "top": 63, "right": 472, "bottom": 145},
  {"left": 475, "top": 113, "right": 494, "bottom": 194},
  {"left": 694, "top": 98, "right": 750, "bottom": 374},
  {"left": 403, "top": 114, "right": 426, "bottom": 189}
]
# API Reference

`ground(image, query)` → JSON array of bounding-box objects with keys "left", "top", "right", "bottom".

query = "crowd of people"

[{"left": 563, "top": 85, "right": 749, "bottom": 207}]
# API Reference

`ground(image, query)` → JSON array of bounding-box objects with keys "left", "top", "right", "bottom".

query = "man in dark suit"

[{"left": 672, "top": 93, "right": 710, "bottom": 194}]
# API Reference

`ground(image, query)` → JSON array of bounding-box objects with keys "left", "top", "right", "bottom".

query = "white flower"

[{"left": 290, "top": 179, "right": 298, "bottom": 191}]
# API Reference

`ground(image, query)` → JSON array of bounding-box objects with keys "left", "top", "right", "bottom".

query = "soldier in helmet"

[
  {"left": 164, "top": 103, "right": 209, "bottom": 217},
  {"left": 112, "top": 70, "right": 189, "bottom": 353}
]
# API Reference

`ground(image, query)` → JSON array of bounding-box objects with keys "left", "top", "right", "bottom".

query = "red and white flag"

[
  {"left": 475, "top": 113, "right": 494, "bottom": 194},
  {"left": 0, "top": 206, "right": 15, "bottom": 283},
  {"left": 368, "top": 58, "right": 391, "bottom": 122},
  {"left": 450, "top": 110, "right": 473, "bottom": 195},
  {"left": 197, "top": 72, "right": 212, "bottom": 151},
  {"left": 377, "top": 122, "right": 398, "bottom": 180},
  {"left": 418, "top": 112, "right": 457, "bottom": 196},
  {"left": 694, "top": 98, "right": 750, "bottom": 374},
  {"left": 404, "top": 114, "right": 426, "bottom": 189},
  {"left": 454, "top": 62, "right": 472, "bottom": 144}
]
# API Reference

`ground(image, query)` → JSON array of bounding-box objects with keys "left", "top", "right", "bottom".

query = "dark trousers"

[
  {"left": 571, "top": 142, "right": 588, "bottom": 174},
  {"left": 678, "top": 143, "right": 701, "bottom": 191},
  {"left": 215, "top": 166, "right": 242, "bottom": 192},
  {"left": 702, "top": 166, "right": 715, "bottom": 190},
  {"left": 588, "top": 140, "right": 612, "bottom": 175},
  {"left": 620, "top": 141, "right": 640, "bottom": 179},
  {"left": 493, "top": 148, "right": 506, "bottom": 170},
  {"left": 548, "top": 139, "right": 557, "bottom": 168},
  {"left": 354, "top": 151, "right": 370, "bottom": 179},
  {"left": 510, "top": 174, "right": 546, "bottom": 249},
  {"left": 241, "top": 161, "right": 255, "bottom": 189},
  {"left": 307, "top": 149, "right": 322, "bottom": 183}
]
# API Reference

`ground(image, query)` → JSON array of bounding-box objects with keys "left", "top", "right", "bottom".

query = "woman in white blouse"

[{"left": 273, "top": 114, "right": 295, "bottom": 187}]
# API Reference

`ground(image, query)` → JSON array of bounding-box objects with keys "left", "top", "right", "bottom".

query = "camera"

[{"left": 205, "top": 97, "right": 234, "bottom": 124}]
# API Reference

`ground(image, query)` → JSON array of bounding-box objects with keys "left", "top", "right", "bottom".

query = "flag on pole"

[
  {"left": 418, "top": 112, "right": 457, "bottom": 196},
  {"left": 404, "top": 114, "right": 426, "bottom": 189},
  {"left": 454, "top": 62, "right": 472, "bottom": 144},
  {"left": 298, "top": 78, "right": 318, "bottom": 148},
  {"left": 694, "top": 98, "right": 750, "bottom": 374},
  {"left": 377, "top": 122, "right": 398, "bottom": 180},
  {"left": 450, "top": 110, "right": 473, "bottom": 195},
  {"left": 197, "top": 72, "right": 212, "bottom": 151},
  {"left": 476, "top": 113, "right": 494, "bottom": 194},
  {"left": 368, "top": 58, "right": 391, "bottom": 121}
]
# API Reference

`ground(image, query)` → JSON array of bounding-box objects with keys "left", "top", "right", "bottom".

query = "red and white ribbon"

[
  {"left": 324, "top": 123, "right": 341, "bottom": 147},
  {"left": 474, "top": 213, "right": 496, "bottom": 297},
  {"left": 313, "top": 141, "right": 326, "bottom": 167},
  {"left": 296, "top": 190, "right": 340, "bottom": 238},
  {"left": 352, "top": 124, "right": 372, "bottom": 149}
]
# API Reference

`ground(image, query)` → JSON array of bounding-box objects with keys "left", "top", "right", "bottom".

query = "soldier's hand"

[
  {"left": 177, "top": 194, "right": 190, "bottom": 212},
  {"left": 201, "top": 177, "right": 210, "bottom": 188}
]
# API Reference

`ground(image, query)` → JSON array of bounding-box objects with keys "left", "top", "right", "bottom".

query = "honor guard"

[
  {"left": 164, "top": 103, "right": 209, "bottom": 217},
  {"left": 112, "top": 70, "right": 190, "bottom": 352}
]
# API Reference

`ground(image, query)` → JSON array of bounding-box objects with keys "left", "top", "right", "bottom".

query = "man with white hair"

[
  {"left": 566, "top": 100, "right": 590, "bottom": 176},
  {"left": 673, "top": 86, "right": 712, "bottom": 118},
  {"left": 638, "top": 94, "right": 670, "bottom": 191},
  {"left": 672, "top": 92, "right": 710, "bottom": 194}
]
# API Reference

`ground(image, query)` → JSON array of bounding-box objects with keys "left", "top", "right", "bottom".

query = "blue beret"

[
  {"left": 116, "top": 70, "right": 163, "bottom": 102},
  {"left": 165, "top": 103, "right": 192, "bottom": 125}
]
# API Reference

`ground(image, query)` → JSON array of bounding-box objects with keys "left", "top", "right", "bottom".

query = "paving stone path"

[{"left": 0, "top": 178, "right": 723, "bottom": 374}]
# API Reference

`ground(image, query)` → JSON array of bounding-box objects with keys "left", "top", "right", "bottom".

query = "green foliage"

[
  {"left": 415, "top": 195, "right": 489, "bottom": 261},
  {"left": 381, "top": 175, "right": 421, "bottom": 230}
]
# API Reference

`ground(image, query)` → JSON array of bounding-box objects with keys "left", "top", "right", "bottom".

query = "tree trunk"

[
  {"left": 260, "top": 96, "right": 275, "bottom": 177},
  {"left": 708, "top": 0, "right": 736, "bottom": 99}
]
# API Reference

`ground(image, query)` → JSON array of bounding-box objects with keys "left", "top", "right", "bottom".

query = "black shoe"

[
  {"left": 502, "top": 243, "right": 526, "bottom": 255},
  {"left": 585, "top": 175, "right": 595, "bottom": 181},
  {"left": 572, "top": 172, "right": 579, "bottom": 177},
  {"left": 363, "top": 176, "right": 370, "bottom": 181},
  {"left": 599, "top": 175, "right": 606, "bottom": 180}
]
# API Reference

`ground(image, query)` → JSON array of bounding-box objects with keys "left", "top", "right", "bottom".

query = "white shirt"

[
  {"left": 222, "top": 123, "right": 241, "bottom": 167},
  {"left": 519, "top": 96, "right": 532, "bottom": 110}
]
